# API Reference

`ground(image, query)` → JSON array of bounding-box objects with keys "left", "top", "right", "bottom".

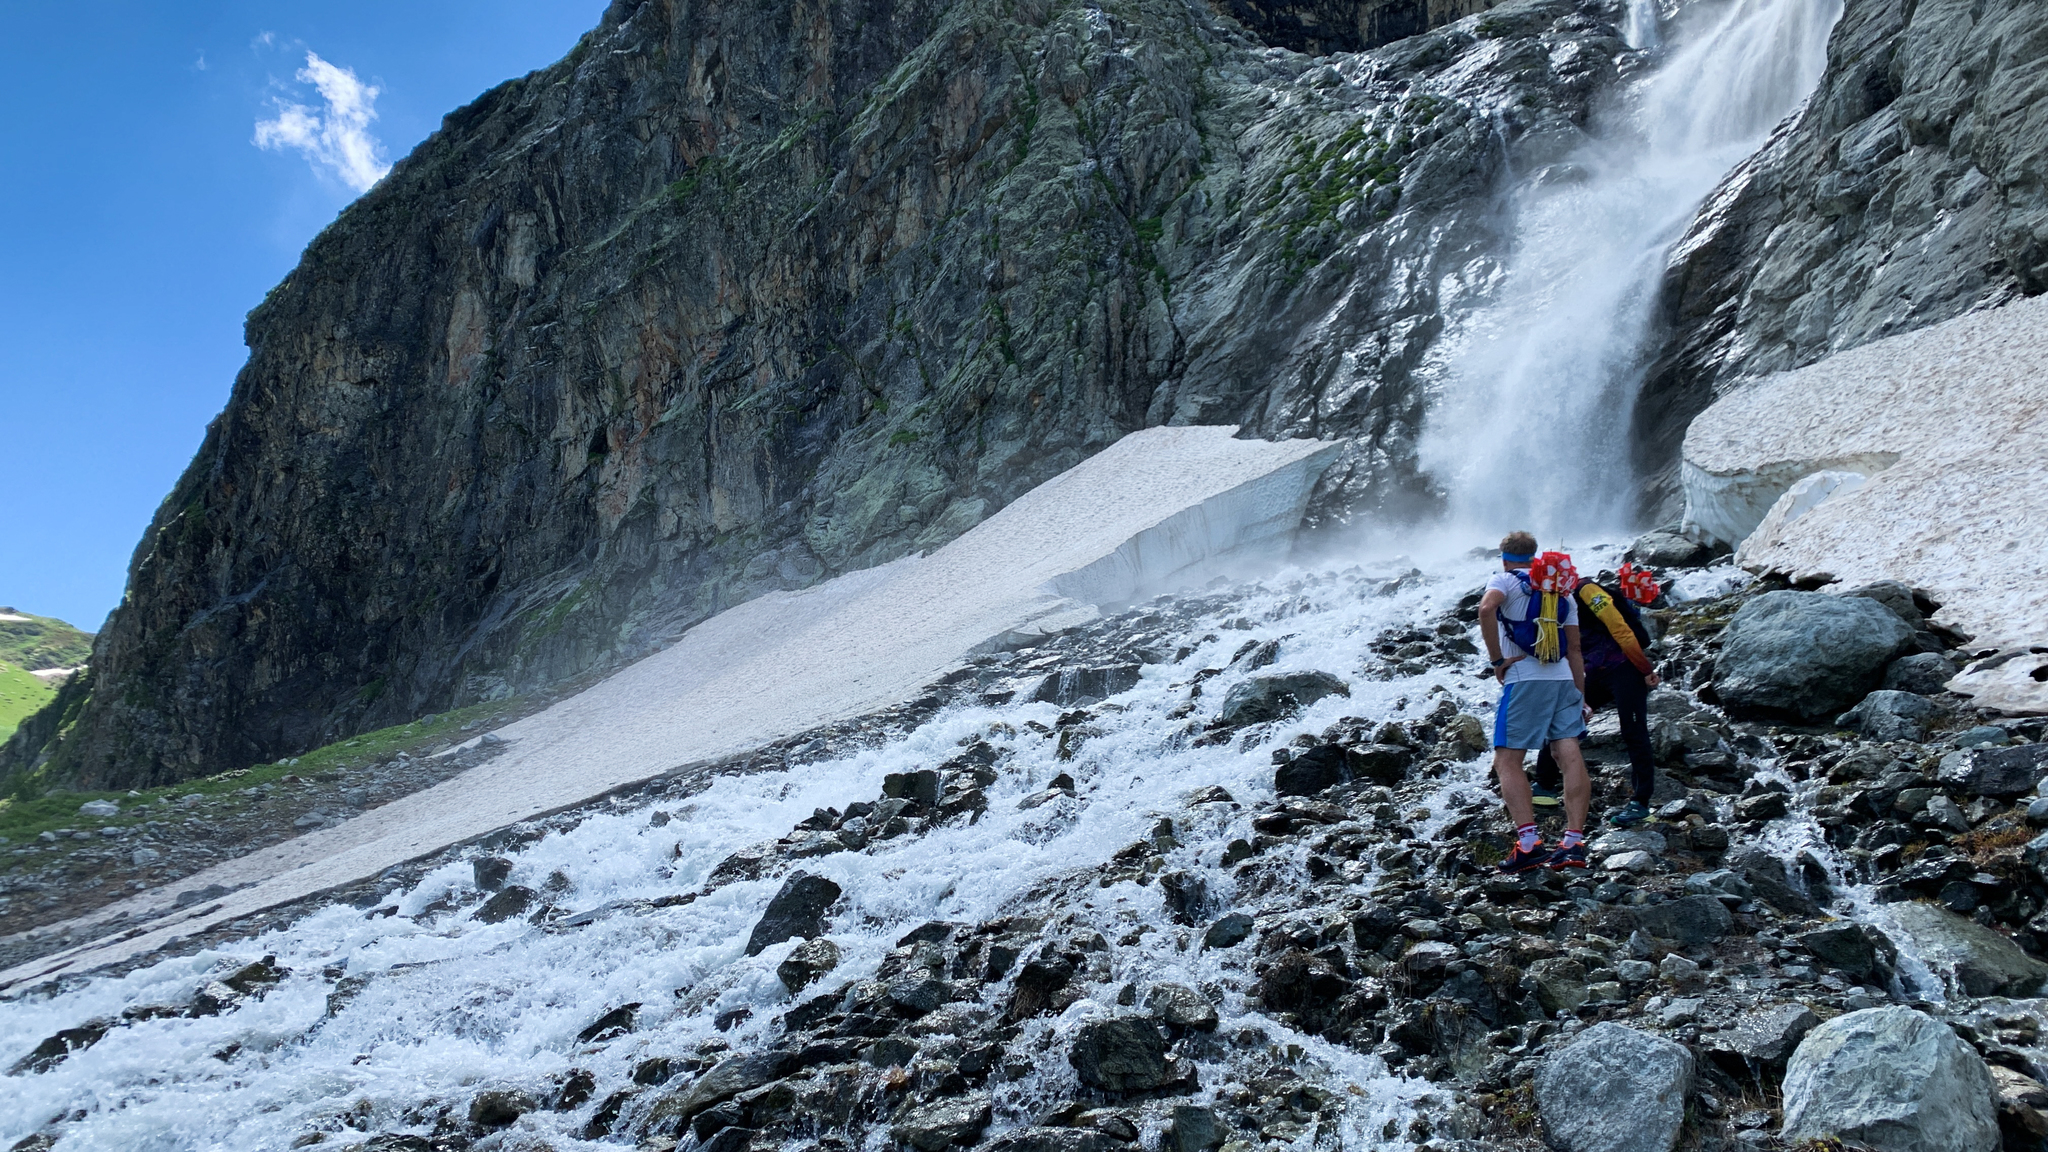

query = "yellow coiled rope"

[{"left": 1534, "top": 591, "right": 1563, "bottom": 663}]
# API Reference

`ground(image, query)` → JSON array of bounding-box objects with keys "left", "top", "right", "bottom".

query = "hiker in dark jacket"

[{"left": 1532, "top": 566, "right": 1662, "bottom": 826}]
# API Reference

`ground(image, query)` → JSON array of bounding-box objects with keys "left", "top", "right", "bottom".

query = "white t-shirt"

[{"left": 1487, "top": 571, "right": 1578, "bottom": 683}]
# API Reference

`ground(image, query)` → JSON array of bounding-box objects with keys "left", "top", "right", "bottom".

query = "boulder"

[
  {"left": 468, "top": 1090, "right": 534, "bottom": 1127},
  {"left": 1216, "top": 672, "right": 1349, "bottom": 727},
  {"left": 1630, "top": 894, "right": 1734, "bottom": 946},
  {"left": 1166, "top": 1104, "right": 1228, "bottom": 1152},
  {"left": 1202, "top": 913, "right": 1254, "bottom": 950},
  {"left": 1882, "top": 903, "right": 2048, "bottom": 999},
  {"left": 1030, "top": 664, "right": 1142, "bottom": 706},
  {"left": 1528, "top": 958, "right": 1589, "bottom": 1015},
  {"left": 1345, "top": 743, "right": 1415, "bottom": 785},
  {"left": 77, "top": 799, "right": 120, "bottom": 817},
  {"left": 1069, "top": 1016, "right": 1190, "bottom": 1093},
  {"left": 474, "top": 885, "right": 539, "bottom": 924},
  {"left": 1989, "top": 1066, "right": 2048, "bottom": 1145},
  {"left": 1937, "top": 744, "right": 2048, "bottom": 800},
  {"left": 775, "top": 937, "right": 840, "bottom": 993},
  {"left": 891, "top": 1096, "right": 992, "bottom": 1151},
  {"left": 649, "top": 1051, "right": 796, "bottom": 1128},
  {"left": 1712, "top": 591, "right": 1916, "bottom": 721},
  {"left": 1145, "top": 983, "right": 1218, "bottom": 1031},
  {"left": 1705, "top": 1004, "right": 1819, "bottom": 1075},
  {"left": 1274, "top": 745, "right": 1345, "bottom": 796},
  {"left": 882, "top": 770, "right": 942, "bottom": 808},
  {"left": 1797, "top": 923, "right": 1887, "bottom": 981},
  {"left": 1842, "top": 580, "right": 1932, "bottom": 629},
  {"left": 743, "top": 872, "right": 841, "bottom": 956},
  {"left": 982, "top": 1128, "right": 1124, "bottom": 1152},
  {"left": 1724, "top": 846, "right": 1822, "bottom": 918},
  {"left": 472, "top": 855, "right": 514, "bottom": 891},
  {"left": 1627, "top": 530, "right": 1717, "bottom": 569},
  {"left": 1885, "top": 653, "right": 1958, "bottom": 695},
  {"left": 1535, "top": 1022, "right": 1693, "bottom": 1152},
  {"left": 1839, "top": 690, "right": 1938, "bottom": 743},
  {"left": 1781, "top": 1006, "right": 1998, "bottom": 1152}
]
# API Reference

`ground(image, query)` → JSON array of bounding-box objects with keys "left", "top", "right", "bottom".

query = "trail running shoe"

[
  {"left": 1608, "top": 800, "right": 1651, "bottom": 827},
  {"left": 1499, "top": 840, "right": 1550, "bottom": 875},
  {"left": 1546, "top": 842, "right": 1589, "bottom": 871},
  {"left": 1530, "top": 785, "right": 1563, "bottom": 808}
]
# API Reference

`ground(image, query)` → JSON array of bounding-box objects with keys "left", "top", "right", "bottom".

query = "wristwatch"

[{"left": 1488, "top": 658, "right": 1505, "bottom": 668}]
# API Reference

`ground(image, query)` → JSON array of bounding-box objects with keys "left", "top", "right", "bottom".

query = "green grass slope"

[
  {"left": 0, "top": 660, "right": 58, "bottom": 744},
  {"left": 0, "top": 607, "right": 93, "bottom": 672}
]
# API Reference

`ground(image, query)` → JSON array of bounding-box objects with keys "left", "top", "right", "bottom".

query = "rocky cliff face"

[
  {"left": 1636, "top": 0, "right": 2048, "bottom": 504},
  {"left": 7, "top": 0, "right": 1642, "bottom": 790}
]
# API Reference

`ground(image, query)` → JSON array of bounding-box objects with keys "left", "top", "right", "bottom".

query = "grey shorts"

[{"left": 1493, "top": 679, "right": 1586, "bottom": 749}]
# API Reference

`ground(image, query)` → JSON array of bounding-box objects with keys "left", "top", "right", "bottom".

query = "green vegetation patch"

[
  {"left": 0, "top": 698, "right": 521, "bottom": 845},
  {"left": 0, "top": 608, "right": 92, "bottom": 671},
  {"left": 0, "top": 662, "right": 57, "bottom": 745}
]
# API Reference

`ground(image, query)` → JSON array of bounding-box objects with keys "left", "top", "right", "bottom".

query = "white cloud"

[{"left": 254, "top": 52, "right": 391, "bottom": 193}]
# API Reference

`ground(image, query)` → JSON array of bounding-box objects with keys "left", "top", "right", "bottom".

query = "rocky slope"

[
  {"left": 1636, "top": 0, "right": 2048, "bottom": 502},
  {"left": 5, "top": 0, "right": 1645, "bottom": 792}
]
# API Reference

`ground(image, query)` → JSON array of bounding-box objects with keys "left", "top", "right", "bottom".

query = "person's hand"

[
  {"left": 1646, "top": 671, "right": 1662, "bottom": 688},
  {"left": 1582, "top": 703, "right": 1594, "bottom": 723},
  {"left": 1492, "top": 656, "right": 1522, "bottom": 684}
]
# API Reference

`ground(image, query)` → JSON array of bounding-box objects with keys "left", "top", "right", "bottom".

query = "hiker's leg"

[
  {"left": 1532, "top": 740, "right": 1562, "bottom": 792},
  {"left": 1608, "top": 668, "right": 1656, "bottom": 803},
  {"left": 1551, "top": 737, "right": 1591, "bottom": 833},
  {"left": 1493, "top": 746, "right": 1536, "bottom": 827}
]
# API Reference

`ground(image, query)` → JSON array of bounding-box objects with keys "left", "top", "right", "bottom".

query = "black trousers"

[{"left": 1533, "top": 665, "right": 1655, "bottom": 804}]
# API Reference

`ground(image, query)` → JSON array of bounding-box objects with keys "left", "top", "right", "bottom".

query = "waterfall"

[{"left": 1417, "top": 0, "right": 1842, "bottom": 540}]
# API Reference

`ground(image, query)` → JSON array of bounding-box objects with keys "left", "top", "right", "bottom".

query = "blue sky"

[{"left": 0, "top": 1, "right": 607, "bottom": 632}]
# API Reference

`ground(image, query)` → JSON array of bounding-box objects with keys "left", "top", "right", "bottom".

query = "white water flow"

[{"left": 1419, "top": 0, "right": 1841, "bottom": 534}]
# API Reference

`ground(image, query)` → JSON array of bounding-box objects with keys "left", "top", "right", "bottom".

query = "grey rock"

[
  {"left": 1724, "top": 845, "right": 1822, "bottom": 918},
  {"left": 649, "top": 1051, "right": 796, "bottom": 1128},
  {"left": 474, "top": 884, "right": 538, "bottom": 924},
  {"left": 1955, "top": 726, "right": 2012, "bottom": 749},
  {"left": 1630, "top": 894, "right": 1734, "bottom": 946},
  {"left": 891, "top": 1095, "right": 992, "bottom": 1151},
  {"left": 1166, "top": 1104, "right": 1227, "bottom": 1152},
  {"left": 1216, "top": 672, "right": 1349, "bottom": 727},
  {"left": 1591, "top": 829, "right": 1667, "bottom": 859},
  {"left": 1882, "top": 902, "right": 2048, "bottom": 999},
  {"left": 1627, "top": 531, "right": 1716, "bottom": 569},
  {"left": 886, "top": 975, "right": 950, "bottom": 1016},
  {"left": 77, "top": 799, "right": 119, "bottom": 817},
  {"left": 1685, "top": 869, "right": 1753, "bottom": 904},
  {"left": 1842, "top": 581, "right": 1932, "bottom": 630},
  {"left": 1658, "top": 997, "right": 1703, "bottom": 1027},
  {"left": 1528, "top": 957, "right": 1589, "bottom": 1015},
  {"left": 468, "top": 1089, "right": 534, "bottom": 1127},
  {"left": 882, "top": 770, "right": 942, "bottom": 809},
  {"left": 1535, "top": 1022, "right": 1693, "bottom": 1152},
  {"left": 130, "top": 847, "right": 161, "bottom": 866},
  {"left": 472, "top": 855, "right": 514, "bottom": 892},
  {"left": 1839, "top": 689, "right": 1939, "bottom": 743},
  {"left": 1886, "top": 653, "right": 1959, "bottom": 695},
  {"left": 982, "top": 1127, "right": 1124, "bottom": 1152},
  {"left": 1938, "top": 744, "right": 2048, "bottom": 799},
  {"left": 1706, "top": 1004, "right": 1820, "bottom": 1071},
  {"left": 1146, "top": 982, "right": 1218, "bottom": 1031},
  {"left": 1342, "top": 742, "right": 1414, "bottom": 785},
  {"left": 1735, "top": 791, "right": 1791, "bottom": 821},
  {"left": 1781, "top": 1006, "right": 1998, "bottom": 1152},
  {"left": 1069, "top": 1015, "right": 1189, "bottom": 1093},
  {"left": 1030, "top": 665, "right": 1141, "bottom": 707},
  {"left": 743, "top": 872, "right": 841, "bottom": 956},
  {"left": 1711, "top": 592, "right": 1917, "bottom": 721},
  {"left": 1203, "top": 913, "right": 1254, "bottom": 950},
  {"left": 1659, "top": 954, "right": 1705, "bottom": 993},
  {"left": 775, "top": 937, "right": 840, "bottom": 993},
  {"left": 1274, "top": 744, "right": 1346, "bottom": 796},
  {"left": 1798, "top": 923, "right": 1888, "bottom": 981}
]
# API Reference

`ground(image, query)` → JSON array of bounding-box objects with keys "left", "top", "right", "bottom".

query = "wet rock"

[
  {"left": 8, "top": 1019, "right": 114, "bottom": 1074},
  {"left": 472, "top": 855, "right": 514, "bottom": 892},
  {"left": 1535, "top": 1022, "right": 1693, "bottom": 1152},
  {"left": 1216, "top": 672, "right": 1349, "bottom": 727},
  {"left": 1883, "top": 903, "right": 2048, "bottom": 999},
  {"left": 648, "top": 1052, "right": 796, "bottom": 1129},
  {"left": 474, "top": 885, "right": 539, "bottom": 924},
  {"left": 222, "top": 956, "right": 288, "bottom": 994},
  {"left": 1734, "top": 791, "right": 1791, "bottom": 821},
  {"left": 1886, "top": 653, "right": 1959, "bottom": 695},
  {"left": 1938, "top": 744, "right": 2048, "bottom": 800},
  {"left": 1629, "top": 894, "right": 1733, "bottom": 946},
  {"left": 1069, "top": 1016, "right": 1190, "bottom": 1094},
  {"left": 1712, "top": 592, "right": 1916, "bottom": 721},
  {"left": 1659, "top": 954, "right": 1705, "bottom": 993},
  {"left": 1723, "top": 846, "right": 1821, "bottom": 918},
  {"left": 1839, "top": 689, "right": 1938, "bottom": 742},
  {"left": 1274, "top": 744, "right": 1345, "bottom": 796},
  {"left": 1166, "top": 1104, "right": 1227, "bottom": 1152},
  {"left": 743, "top": 872, "right": 842, "bottom": 956},
  {"left": 883, "top": 770, "right": 942, "bottom": 809},
  {"left": 1781, "top": 1006, "right": 1998, "bottom": 1152},
  {"left": 887, "top": 975, "right": 950, "bottom": 1016},
  {"left": 1145, "top": 983, "right": 1218, "bottom": 1032},
  {"left": 698, "top": 1129, "right": 756, "bottom": 1152},
  {"left": 1528, "top": 958, "right": 1589, "bottom": 1015},
  {"left": 1202, "top": 913, "right": 1254, "bottom": 950},
  {"left": 1797, "top": 923, "right": 1887, "bottom": 981},
  {"left": 468, "top": 1089, "right": 534, "bottom": 1127},
  {"left": 1705, "top": 1004, "right": 1820, "bottom": 1075},
  {"left": 1344, "top": 743, "right": 1414, "bottom": 785},
  {"left": 1256, "top": 950, "right": 1350, "bottom": 1032},
  {"left": 1031, "top": 665, "right": 1141, "bottom": 707},
  {"left": 776, "top": 937, "right": 840, "bottom": 993},
  {"left": 1989, "top": 1066, "right": 2048, "bottom": 1146},
  {"left": 1007, "top": 956, "right": 1077, "bottom": 1021},
  {"left": 577, "top": 1003, "right": 640, "bottom": 1043},
  {"left": 982, "top": 1127, "right": 1124, "bottom": 1152},
  {"left": 891, "top": 1095, "right": 992, "bottom": 1151},
  {"left": 1658, "top": 998, "right": 1703, "bottom": 1028},
  {"left": 1157, "top": 871, "right": 1208, "bottom": 925}
]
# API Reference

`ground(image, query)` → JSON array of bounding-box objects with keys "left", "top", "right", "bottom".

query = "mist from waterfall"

[{"left": 1417, "top": 0, "right": 1842, "bottom": 543}]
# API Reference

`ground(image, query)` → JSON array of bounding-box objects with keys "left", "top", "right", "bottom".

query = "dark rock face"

[
  {"left": 1712, "top": 591, "right": 1916, "bottom": 721},
  {"left": 1069, "top": 1016, "right": 1189, "bottom": 1093},
  {"left": 4, "top": 0, "right": 1642, "bottom": 790},
  {"left": 1639, "top": 0, "right": 2048, "bottom": 505},
  {"left": 1938, "top": 744, "right": 2048, "bottom": 800},
  {"left": 1216, "top": 0, "right": 1499, "bottom": 55},
  {"left": 1218, "top": 672, "right": 1350, "bottom": 727}
]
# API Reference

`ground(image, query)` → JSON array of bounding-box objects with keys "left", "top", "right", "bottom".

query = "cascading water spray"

[{"left": 1417, "top": 0, "right": 1842, "bottom": 537}]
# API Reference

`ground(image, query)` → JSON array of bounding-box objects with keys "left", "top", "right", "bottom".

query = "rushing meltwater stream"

[{"left": 1419, "top": 0, "right": 1842, "bottom": 534}]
